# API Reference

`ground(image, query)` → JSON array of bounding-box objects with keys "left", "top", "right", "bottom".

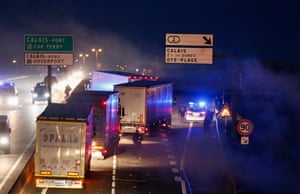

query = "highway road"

[
  {"left": 0, "top": 74, "right": 47, "bottom": 193},
  {"left": 8, "top": 105, "right": 235, "bottom": 194},
  {"left": 0, "top": 73, "right": 71, "bottom": 193},
  {"left": 1, "top": 74, "right": 235, "bottom": 194}
]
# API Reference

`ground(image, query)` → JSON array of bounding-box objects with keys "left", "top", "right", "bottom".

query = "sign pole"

[
  {"left": 47, "top": 66, "right": 52, "bottom": 104},
  {"left": 231, "top": 56, "right": 238, "bottom": 139}
]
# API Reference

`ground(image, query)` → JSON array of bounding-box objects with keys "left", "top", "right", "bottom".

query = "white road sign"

[
  {"left": 165, "top": 33, "right": 213, "bottom": 46},
  {"left": 165, "top": 47, "right": 213, "bottom": 64},
  {"left": 25, "top": 52, "right": 74, "bottom": 65}
]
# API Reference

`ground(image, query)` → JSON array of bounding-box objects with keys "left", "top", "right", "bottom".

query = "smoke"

[
  {"left": 230, "top": 58, "right": 300, "bottom": 193},
  {"left": 0, "top": 4, "right": 162, "bottom": 76}
]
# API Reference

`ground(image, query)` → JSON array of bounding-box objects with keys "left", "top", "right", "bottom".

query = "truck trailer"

[
  {"left": 66, "top": 90, "right": 120, "bottom": 159},
  {"left": 114, "top": 80, "right": 173, "bottom": 135},
  {"left": 34, "top": 91, "right": 120, "bottom": 189},
  {"left": 89, "top": 70, "right": 159, "bottom": 91},
  {"left": 35, "top": 103, "right": 93, "bottom": 189}
]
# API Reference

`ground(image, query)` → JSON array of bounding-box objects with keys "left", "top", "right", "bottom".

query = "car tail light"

[{"left": 161, "top": 123, "right": 167, "bottom": 127}]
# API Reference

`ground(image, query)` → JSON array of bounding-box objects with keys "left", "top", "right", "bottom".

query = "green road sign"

[{"left": 24, "top": 35, "right": 73, "bottom": 52}]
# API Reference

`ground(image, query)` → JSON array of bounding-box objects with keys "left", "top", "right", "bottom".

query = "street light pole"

[
  {"left": 91, "top": 48, "right": 102, "bottom": 69},
  {"left": 79, "top": 53, "right": 89, "bottom": 67}
]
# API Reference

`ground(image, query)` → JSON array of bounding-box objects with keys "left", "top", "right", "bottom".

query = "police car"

[
  {"left": 0, "top": 81, "right": 18, "bottom": 107},
  {"left": 184, "top": 101, "right": 207, "bottom": 122}
]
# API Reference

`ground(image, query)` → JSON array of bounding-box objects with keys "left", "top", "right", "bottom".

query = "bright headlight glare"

[
  {"left": 8, "top": 97, "right": 18, "bottom": 105},
  {"left": 0, "top": 137, "right": 9, "bottom": 145}
]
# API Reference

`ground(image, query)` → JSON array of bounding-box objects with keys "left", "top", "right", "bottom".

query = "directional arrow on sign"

[
  {"left": 165, "top": 33, "right": 213, "bottom": 46},
  {"left": 203, "top": 36, "right": 212, "bottom": 45}
]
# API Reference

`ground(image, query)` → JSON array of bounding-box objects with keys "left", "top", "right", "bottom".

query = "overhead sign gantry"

[
  {"left": 165, "top": 33, "right": 213, "bottom": 64},
  {"left": 24, "top": 34, "right": 74, "bottom": 103},
  {"left": 24, "top": 34, "right": 74, "bottom": 66}
]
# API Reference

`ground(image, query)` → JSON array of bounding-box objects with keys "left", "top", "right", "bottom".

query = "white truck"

[
  {"left": 35, "top": 91, "right": 120, "bottom": 189},
  {"left": 89, "top": 70, "right": 159, "bottom": 91},
  {"left": 114, "top": 80, "right": 173, "bottom": 135},
  {"left": 35, "top": 103, "right": 93, "bottom": 189}
]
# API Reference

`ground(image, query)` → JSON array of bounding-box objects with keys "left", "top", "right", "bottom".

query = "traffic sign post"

[
  {"left": 24, "top": 34, "right": 74, "bottom": 103},
  {"left": 237, "top": 119, "right": 254, "bottom": 136},
  {"left": 165, "top": 33, "right": 213, "bottom": 65},
  {"left": 24, "top": 34, "right": 74, "bottom": 66},
  {"left": 165, "top": 33, "right": 213, "bottom": 46},
  {"left": 24, "top": 52, "right": 74, "bottom": 66},
  {"left": 165, "top": 47, "right": 213, "bottom": 64},
  {"left": 24, "top": 35, "right": 73, "bottom": 52}
]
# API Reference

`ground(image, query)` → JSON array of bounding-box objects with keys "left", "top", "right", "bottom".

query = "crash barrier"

[{"left": 9, "top": 153, "right": 34, "bottom": 194}]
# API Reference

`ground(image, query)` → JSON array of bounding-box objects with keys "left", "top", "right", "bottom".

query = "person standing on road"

[
  {"left": 178, "top": 105, "right": 186, "bottom": 123},
  {"left": 203, "top": 108, "right": 214, "bottom": 135},
  {"left": 64, "top": 84, "right": 72, "bottom": 98}
]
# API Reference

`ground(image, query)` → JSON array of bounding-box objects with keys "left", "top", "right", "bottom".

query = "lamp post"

[
  {"left": 91, "top": 48, "right": 102, "bottom": 62},
  {"left": 79, "top": 53, "right": 89, "bottom": 68},
  {"left": 91, "top": 48, "right": 102, "bottom": 69}
]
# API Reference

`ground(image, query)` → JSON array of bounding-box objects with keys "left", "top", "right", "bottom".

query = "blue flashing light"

[
  {"left": 199, "top": 101, "right": 206, "bottom": 108},
  {"left": 188, "top": 101, "right": 195, "bottom": 106},
  {"left": 0, "top": 81, "right": 14, "bottom": 87}
]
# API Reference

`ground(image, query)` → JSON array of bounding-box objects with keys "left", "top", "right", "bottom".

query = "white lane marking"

[
  {"left": 169, "top": 160, "right": 177, "bottom": 166},
  {"left": 176, "top": 122, "right": 193, "bottom": 194},
  {"left": 111, "top": 154, "right": 117, "bottom": 194},
  {"left": 163, "top": 132, "right": 188, "bottom": 194},
  {"left": 0, "top": 135, "right": 35, "bottom": 192},
  {"left": 180, "top": 122, "right": 193, "bottom": 171},
  {"left": 172, "top": 168, "right": 179, "bottom": 173},
  {"left": 41, "top": 188, "right": 48, "bottom": 194},
  {"left": 174, "top": 176, "right": 187, "bottom": 194}
]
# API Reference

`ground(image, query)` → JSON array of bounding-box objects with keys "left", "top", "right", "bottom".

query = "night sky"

[
  {"left": 0, "top": 0, "right": 299, "bottom": 66},
  {"left": 0, "top": 0, "right": 299, "bottom": 93}
]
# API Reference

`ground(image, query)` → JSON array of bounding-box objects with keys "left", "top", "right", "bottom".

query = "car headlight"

[
  {"left": 44, "top": 92, "right": 50, "bottom": 98},
  {"left": 0, "top": 136, "right": 9, "bottom": 145},
  {"left": 7, "top": 97, "right": 18, "bottom": 105},
  {"left": 33, "top": 93, "right": 38, "bottom": 98}
]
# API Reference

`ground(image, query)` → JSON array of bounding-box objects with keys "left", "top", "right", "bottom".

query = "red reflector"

[
  {"left": 73, "top": 180, "right": 82, "bottom": 185},
  {"left": 75, "top": 159, "right": 80, "bottom": 166},
  {"left": 36, "top": 179, "right": 44, "bottom": 183}
]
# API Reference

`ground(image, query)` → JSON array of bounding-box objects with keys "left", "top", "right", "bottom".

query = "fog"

[{"left": 219, "top": 58, "right": 300, "bottom": 193}]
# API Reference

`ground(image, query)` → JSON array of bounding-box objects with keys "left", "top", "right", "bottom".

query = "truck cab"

[{"left": 0, "top": 115, "right": 11, "bottom": 154}]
